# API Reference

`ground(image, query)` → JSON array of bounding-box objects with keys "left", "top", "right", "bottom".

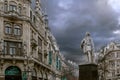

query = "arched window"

[
  {"left": 9, "top": 1, "right": 17, "bottom": 12},
  {"left": 4, "top": 23, "right": 12, "bottom": 34},
  {"left": 14, "top": 24, "right": 21, "bottom": 36}
]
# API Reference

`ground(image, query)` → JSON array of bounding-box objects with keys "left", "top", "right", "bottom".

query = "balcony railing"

[
  {"left": 0, "top": 52, "right": 25, "bottom": 60},
  {"left": 4, "top": 10, "right": 21, "bottom": 19}
]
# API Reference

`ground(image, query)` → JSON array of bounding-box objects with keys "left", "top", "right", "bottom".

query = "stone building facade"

[
  {"left": 0, "top": 0, "right": 64, "bottom": 80},
  {"left": 98, "top": 42, "right": 120, "bottom": 80}
]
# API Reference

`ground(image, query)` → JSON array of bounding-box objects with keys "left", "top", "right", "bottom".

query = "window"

[
  {"left": 117, "top": 52, "right": 120, "bottom": 58},
  {"left": 33, "top": 15, "right": 36, "bottom": 23},
  {"left": 4, "top": 21, "right": 22, "bottom": 36},
  {"left": 9, "top": 5, "right": 17, "bottom": 12},
  {"left": 38, "top": 53, "right": 42, "bottom": 62},
  {"left": 5, "top": 23, "right": 12, "bottom": 34},
  {"left": 30, "top": 11, "right": 32, "bottom": 21},
  {"left": 3, "top": 41, "right": 22, "bottom": 56},
  {"left": 56, "top": 56, "right": 59, "bottom": 69},
  {"left": 4, "top": 2, "right": 8, "bottom": 12},
  {"left": 14, "top": 25, "right": 21, "bottom": 36},
  {"left": 9, "top": 42, "right": 16, "bottom": 55},
  {"left": 38, "top": 38, "right": 42, "bottom": 49},
  {"left": 18, "top": 5, "right": 22, "bottom": 14},
  {"left": 49, "top": 51, "right": 52, "bottom": 65},
  {"left": 59, "top": 60, "right": 61, "bottom": 70}
]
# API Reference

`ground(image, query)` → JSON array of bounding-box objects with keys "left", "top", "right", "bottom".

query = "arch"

[
  {"left": 9, "top": 1, "right": 17, "bottom": 5},
  {"left": 5, "top": 66, "right": 22, "bottom": 80}
]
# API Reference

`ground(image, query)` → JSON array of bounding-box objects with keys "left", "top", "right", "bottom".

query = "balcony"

[
  {"left": 4, "top": 10, "right": 21, "bottom": 20},
  {"left": 0, "top": 10, "right": 30, "bottom": 21},
  {"left": 0, "top": 52, "right": 25, "bottom": 60}
]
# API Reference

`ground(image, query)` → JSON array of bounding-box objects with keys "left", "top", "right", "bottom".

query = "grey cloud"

[{"left": 44, "top": 0, "right": 120, "bottom": 63}]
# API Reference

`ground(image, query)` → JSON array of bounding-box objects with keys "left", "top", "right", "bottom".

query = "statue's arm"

[{"left": 80, "top": 39, "right": 85, "bottom": 49}]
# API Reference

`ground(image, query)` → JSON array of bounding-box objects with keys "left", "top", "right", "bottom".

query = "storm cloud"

[{"left": 42, "top": 0, "right": 120, "bottom": 63}]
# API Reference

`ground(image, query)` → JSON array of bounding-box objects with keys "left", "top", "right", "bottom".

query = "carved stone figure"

[
  {"left": 23, "top": 42, "right": 27, "bottom": 54},
  {"left": 0, "top": 39, "right": 3, "bottom": 53},
  {"left": 80, "top": 32, "right": 94, "bottom": 63}
]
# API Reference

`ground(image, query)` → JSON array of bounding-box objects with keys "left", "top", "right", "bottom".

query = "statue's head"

[{"left": 85, "top": 32, "right": 90, "bottom": 37}]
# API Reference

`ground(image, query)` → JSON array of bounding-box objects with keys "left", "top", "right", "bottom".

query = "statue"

[{"left": 80, "top": 32, "right": 94, "bottom": 63}]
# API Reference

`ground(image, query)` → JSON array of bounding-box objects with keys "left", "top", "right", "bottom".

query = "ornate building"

[
  {"left": 98, "top": 42, "right": 120, "bottom": 80},
  {"left": 0, "top": 0, "right": 64, "bottom": 80}
]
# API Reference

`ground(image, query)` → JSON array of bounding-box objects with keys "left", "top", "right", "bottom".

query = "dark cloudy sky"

[{"left": 41, "top": 0, "right": 120, "bottom": 63}]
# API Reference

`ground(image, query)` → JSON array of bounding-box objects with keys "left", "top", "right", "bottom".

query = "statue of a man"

[{"left": 80, "top": 32, "right": 94, "bottom": 63}]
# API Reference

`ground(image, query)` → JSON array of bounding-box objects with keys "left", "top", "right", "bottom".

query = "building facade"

[
  {"left": 98, "top": 42, "right": 120, "bottom": 80},
  {"left": 0, "top": 0, "right": 64, "bottom": 80}
]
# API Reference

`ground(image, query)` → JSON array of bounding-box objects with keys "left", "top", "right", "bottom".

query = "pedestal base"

[
  {"left": 0, "top": 76, "right": 5, "bottom": 80},
  {"left": 79, "top": 63, "right": 98, "bottom": 80}
]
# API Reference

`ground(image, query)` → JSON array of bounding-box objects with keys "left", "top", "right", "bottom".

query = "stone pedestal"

[
  {"left": 0, "top": 76, "right": 4, "bottom": 80},
  {"left": 79, "top": 64, "right": 98, "bottom": 80}
]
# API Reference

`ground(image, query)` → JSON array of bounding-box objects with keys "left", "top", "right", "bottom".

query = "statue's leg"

[
  {"left": 88, "top": 51, "right": 92, "bottom": 63},
  {"left": 91, "top": 53, "right": 94, "bottom": 63},
  {"left": 86, "top": 53, "right": 89, "bottom": 62}
]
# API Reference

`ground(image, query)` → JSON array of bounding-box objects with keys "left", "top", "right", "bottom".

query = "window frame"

[
  {"left": 4, "top": 22, "right": 12, "bottom": 35},
  {"left": 4, "top": 1, "right": 8, "bottom": 12},
  {"left": 4, "top": 21, "right": 22, "bottom": 36},
  {"left": 14, "top": 24, "right": 21, "bottom": 36},
  {"left": 9, "top": 1, "right": 17, "bottom": 12},
  {"left": 3, "top": 41, "right": 22, "bottom": 56},
  {"left": 9, "top": 4, "right": 17, "bottom": 12}
]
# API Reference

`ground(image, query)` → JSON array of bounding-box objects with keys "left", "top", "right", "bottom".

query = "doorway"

[{"left": 5, "top": 66, "right": 22, "bottom": 80}]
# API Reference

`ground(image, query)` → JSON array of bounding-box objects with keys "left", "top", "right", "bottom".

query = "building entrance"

[{"left": 5, "top": 66, "right": 22, "bottom": 80}]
